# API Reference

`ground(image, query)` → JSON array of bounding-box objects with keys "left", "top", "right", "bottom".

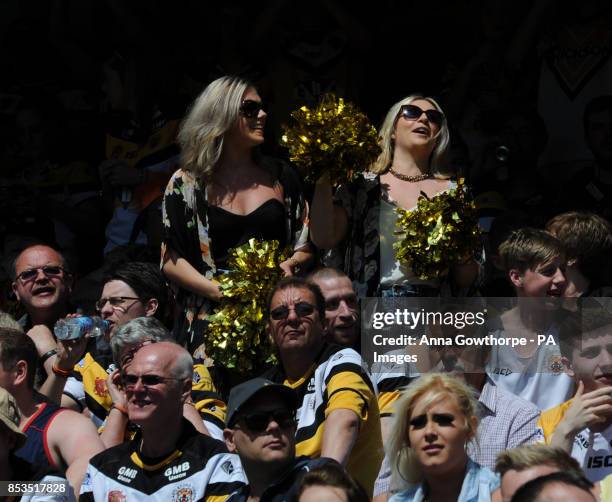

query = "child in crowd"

[
  {"left": 538, "top": 303, "right": 612, "bottom": 482},
  {"left": 546, "top": 211, "right": 612, "bottom": 297},
  {"left": 487, "top": 228, "right": 574, "bottom": 411}
]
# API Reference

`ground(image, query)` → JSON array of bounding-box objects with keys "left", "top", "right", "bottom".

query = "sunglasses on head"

[
  {"left": 240, "top": 99, "right": 264, "bottom": 119},
  {"left": 17, "top": 265, "right": 66, "bottom": 282},
  {"left": 237, "top": 408, "right": 296, "bottom": 432},
  {"left": 270, "top": 302, "right": 316, "bottom": 321},
  {"left": 121, "top": 373, "right": 181, "bottom": 389},
  {"left": 398, "top": 104, "right": 445, "bottom": 126}
]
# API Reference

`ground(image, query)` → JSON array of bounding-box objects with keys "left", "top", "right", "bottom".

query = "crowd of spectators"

[{"left": 2, "top": 1, "right": 612, "bottom": 501}]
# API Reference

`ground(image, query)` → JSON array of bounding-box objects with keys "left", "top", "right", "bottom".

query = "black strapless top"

[{"left": 208, "top": 198, "right": 288, "bottom": 269}]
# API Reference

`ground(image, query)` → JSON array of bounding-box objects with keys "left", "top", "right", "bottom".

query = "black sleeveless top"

[{"left": 208, "top": 198, "right": 288, "bottom": 269}]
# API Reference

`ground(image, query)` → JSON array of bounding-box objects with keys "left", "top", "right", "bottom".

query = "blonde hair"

[
  {"left": 387, "top": 373, "right": 478, "bottom": 486},
  {"left": 495, "top": 445, "right": 583, "bottom": 478},
  {"left": 178, "top": 76, "right": 252, "bottom": 181},
  {"left": 370, "top": 95, "right": 451, "bottom": 176}
]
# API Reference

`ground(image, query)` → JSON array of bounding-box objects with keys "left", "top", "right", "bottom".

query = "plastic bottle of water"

[{"left": 54, "top": 317, "right": 110, "bottom": 341}]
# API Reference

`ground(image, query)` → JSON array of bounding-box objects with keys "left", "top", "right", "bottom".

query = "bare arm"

[
  {"left": 99, "top": 370, "right": 129, "bottom": 448},
  {"left": 309, "top": 173, "right": 348, "bottom": 250},
  {"left": 321, "top": 408, "right": 360, "bottom": 465},
  {"left": 162, "top": 248, "right": 222, "bottom": 302},
  {"left": 49, "top": 411, "right": 105, "bottom": 492},
  {"left": 39, "top": 337, "right": 88, "bottom": 405}
]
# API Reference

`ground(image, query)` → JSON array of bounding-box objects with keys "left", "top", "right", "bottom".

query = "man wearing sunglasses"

[
  {"left": 263, "top": 277, "right": 383, "bottom": 497},
  {"left": 80, "top": 342, "right": 246, "bottom": 501},
  {"left": 224, "top": 378, "right": 338, "bottom": 501},
  {"left": 11, "top": 244, "right": 73, "bottom": 333}
]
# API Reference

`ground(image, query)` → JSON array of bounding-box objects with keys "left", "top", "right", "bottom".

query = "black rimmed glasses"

[
  {"left": 270, "top": 302, "right": 316, "bottom": 321},
  {"left": 17, "top": 265, "right": 66, "bottom": 282},
  {"left": 239, "top": 99, "right": 265, "bottom": 119},
  {"left": 398, "top": 104, "right": 445, "bottom": 127}
]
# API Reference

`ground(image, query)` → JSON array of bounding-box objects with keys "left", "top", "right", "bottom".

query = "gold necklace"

[{"left": 388, "top": 167, "right": 432, "bottom": 182}]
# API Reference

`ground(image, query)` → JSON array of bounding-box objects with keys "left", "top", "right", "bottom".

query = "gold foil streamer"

[
  {"left": 281, "top": 94, "right": 381, "bottom": 185},
  {"left": 394, "top": 179, "right": 481, "bottom": 280},
  {"left": 206, "top": 239, "right": 289, "bottom": 374}
]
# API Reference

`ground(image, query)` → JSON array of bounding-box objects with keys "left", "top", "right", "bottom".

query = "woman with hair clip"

[
  {"left": 161, "top": 76, "right": 311, "bottom": 354},
  {"left": 387, "top": 373, "right": 499, "bottom": 502},
  {"left": 310, "top": 95, "right": 478, "bottom": 298}
]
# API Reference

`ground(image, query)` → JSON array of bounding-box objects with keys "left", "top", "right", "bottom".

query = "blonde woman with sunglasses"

[
  {"left": 161, "top": 76, "right": 312, "bottom": 355},
  {"left": 310, "top": 95, "right": 478, "bottom": 298}
]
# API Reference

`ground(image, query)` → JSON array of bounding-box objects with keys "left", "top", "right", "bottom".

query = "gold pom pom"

[
  {"left": 394, "top": 179, "right": 481, "bottom": 280},
  {"left": 205, "top": 239, "right": 290, "bottom": 374},
  {"left": 281, "top": 94, "right": 381, "bottom": 185}
]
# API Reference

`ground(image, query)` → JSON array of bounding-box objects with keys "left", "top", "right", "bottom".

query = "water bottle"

[{"left": 54, "top": 316, "right": 110, "bottom": 341}]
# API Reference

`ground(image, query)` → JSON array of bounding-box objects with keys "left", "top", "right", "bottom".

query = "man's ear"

[
  {"left": 11, "top": 281, "right": 20, "bottom": 302},
  {"left": 181, "top": 378, "right": 191, "bottom": 401},
  {"left": 508, "top": 269, "right": 523, "bottom": 288},
  {"left": 144, "top": 298, "right": 159, "bottom": 317},
  {"left": 562, "top": 355, "right": 575, "bottom": 378},
  {"left": 13, "top": 360, "right": 28, "bottom": 387},
  {"left": 223, "top": 428, "right": 237, "bottom": 453}
]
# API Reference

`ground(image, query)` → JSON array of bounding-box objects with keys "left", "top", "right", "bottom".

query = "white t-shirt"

[
  {"left": 487, "top": 327, "right": 574, "bottom": 411},
  {"left": 571, "top": 425, "right": 612, "bottom": 483}
]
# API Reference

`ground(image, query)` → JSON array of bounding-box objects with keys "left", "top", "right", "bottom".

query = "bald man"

[{"left": 80, "top": 342, "right": 246, "bottom": 501}]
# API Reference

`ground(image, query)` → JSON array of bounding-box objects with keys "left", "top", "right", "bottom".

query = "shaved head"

[{"left": 132, "top": 342, "right": 193, "bottom": 380}]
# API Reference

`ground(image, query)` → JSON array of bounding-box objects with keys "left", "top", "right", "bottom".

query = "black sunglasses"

[
  {"left": 240, "top": 99, "right": 264, "bottom": 119},
  {"left": 398, "top": 104, "right": 445, "bottom": 126},
  {"left": 238, "top": 408, "right": 296, "bottom": 432},
  {"left": 121, "top": 373, "right": 181, "bottom": 389},
  {"left": 270, "top": 302, "right": 316, "bottom": 321},
  {"left": 17, "top": 265, "right": 66, "bottom": 282}
]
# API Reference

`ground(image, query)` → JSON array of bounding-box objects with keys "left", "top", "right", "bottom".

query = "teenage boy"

[
  {"left": 487, "top": 228, "right": 573, "bottom": 411},
  {"left": 537, "top": 304, "right": 612, "bottom": 482}
]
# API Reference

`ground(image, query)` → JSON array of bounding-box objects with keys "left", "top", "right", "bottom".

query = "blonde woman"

[
  {"left": 310, "top": 96, "right": 478, "bottom": 297},
  {"left": 161, "top": 76, "right": 311, "bottom": 353},
  {"left": 387, "top": 374, "right": 499, "bottom": 502}
]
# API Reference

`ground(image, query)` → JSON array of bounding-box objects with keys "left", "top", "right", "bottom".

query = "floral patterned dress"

[{"left": 161, "top": 161, "right": 309, "bottom": 351}]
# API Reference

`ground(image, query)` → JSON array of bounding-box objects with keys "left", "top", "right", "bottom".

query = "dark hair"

[
  {"left": 0, "top": 328, "right": 38, "bottom": 389},
  {"left": 104, "top": 262, "right": 166, "bottom": 319},
  {"left": 293, "top": 463, "right": 369, "bottom": 502},
  {"left": 267, "top": 277, "right": 326, "bottom": 320},
  {"left": 558, "top": 301, "right": 612, "bottom": 360},
  {"left": 545, "top": 211, "right": 612, "bottom": 285},
  {"left": 510, "top": 471, "right": 594, "bottom": 502},
  {"left": 498, "top": 228, "right": 565, "bottom": 273}
]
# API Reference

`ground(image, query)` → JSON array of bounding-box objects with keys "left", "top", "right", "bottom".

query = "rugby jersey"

[
  {"left": 264, "top": 344, "right": 384, "bottom": 496},
  {"left": 538, "top": 400, "right": 612, "bottom": 482},
  {"left": 65, "top": 351, "right": 226, "bottom": 432},
  {"left": 370, "top": 350, "right": 419, "bottom": 417},
  {"left": 79, "top": 420, "right": 246, "bottom": 501}
]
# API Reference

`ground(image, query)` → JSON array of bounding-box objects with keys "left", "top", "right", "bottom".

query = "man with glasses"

[
  {"left": 11, "top": 243, "right": 73, "bottom": 333},
  {"left": 223, "top": 377, "right": 338, "bottom": 501},
  {"left": 80, "top": 342, "right": 246, "bottom": 501},
  {"left": 263, "top": 277, "right": 383, "bottom": 497},
  {"left": 48, "top": 262, "right": 165, "bottom": 424},
  {"left": 10, "top": 244, "right": 74, "bottom": 382}
]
